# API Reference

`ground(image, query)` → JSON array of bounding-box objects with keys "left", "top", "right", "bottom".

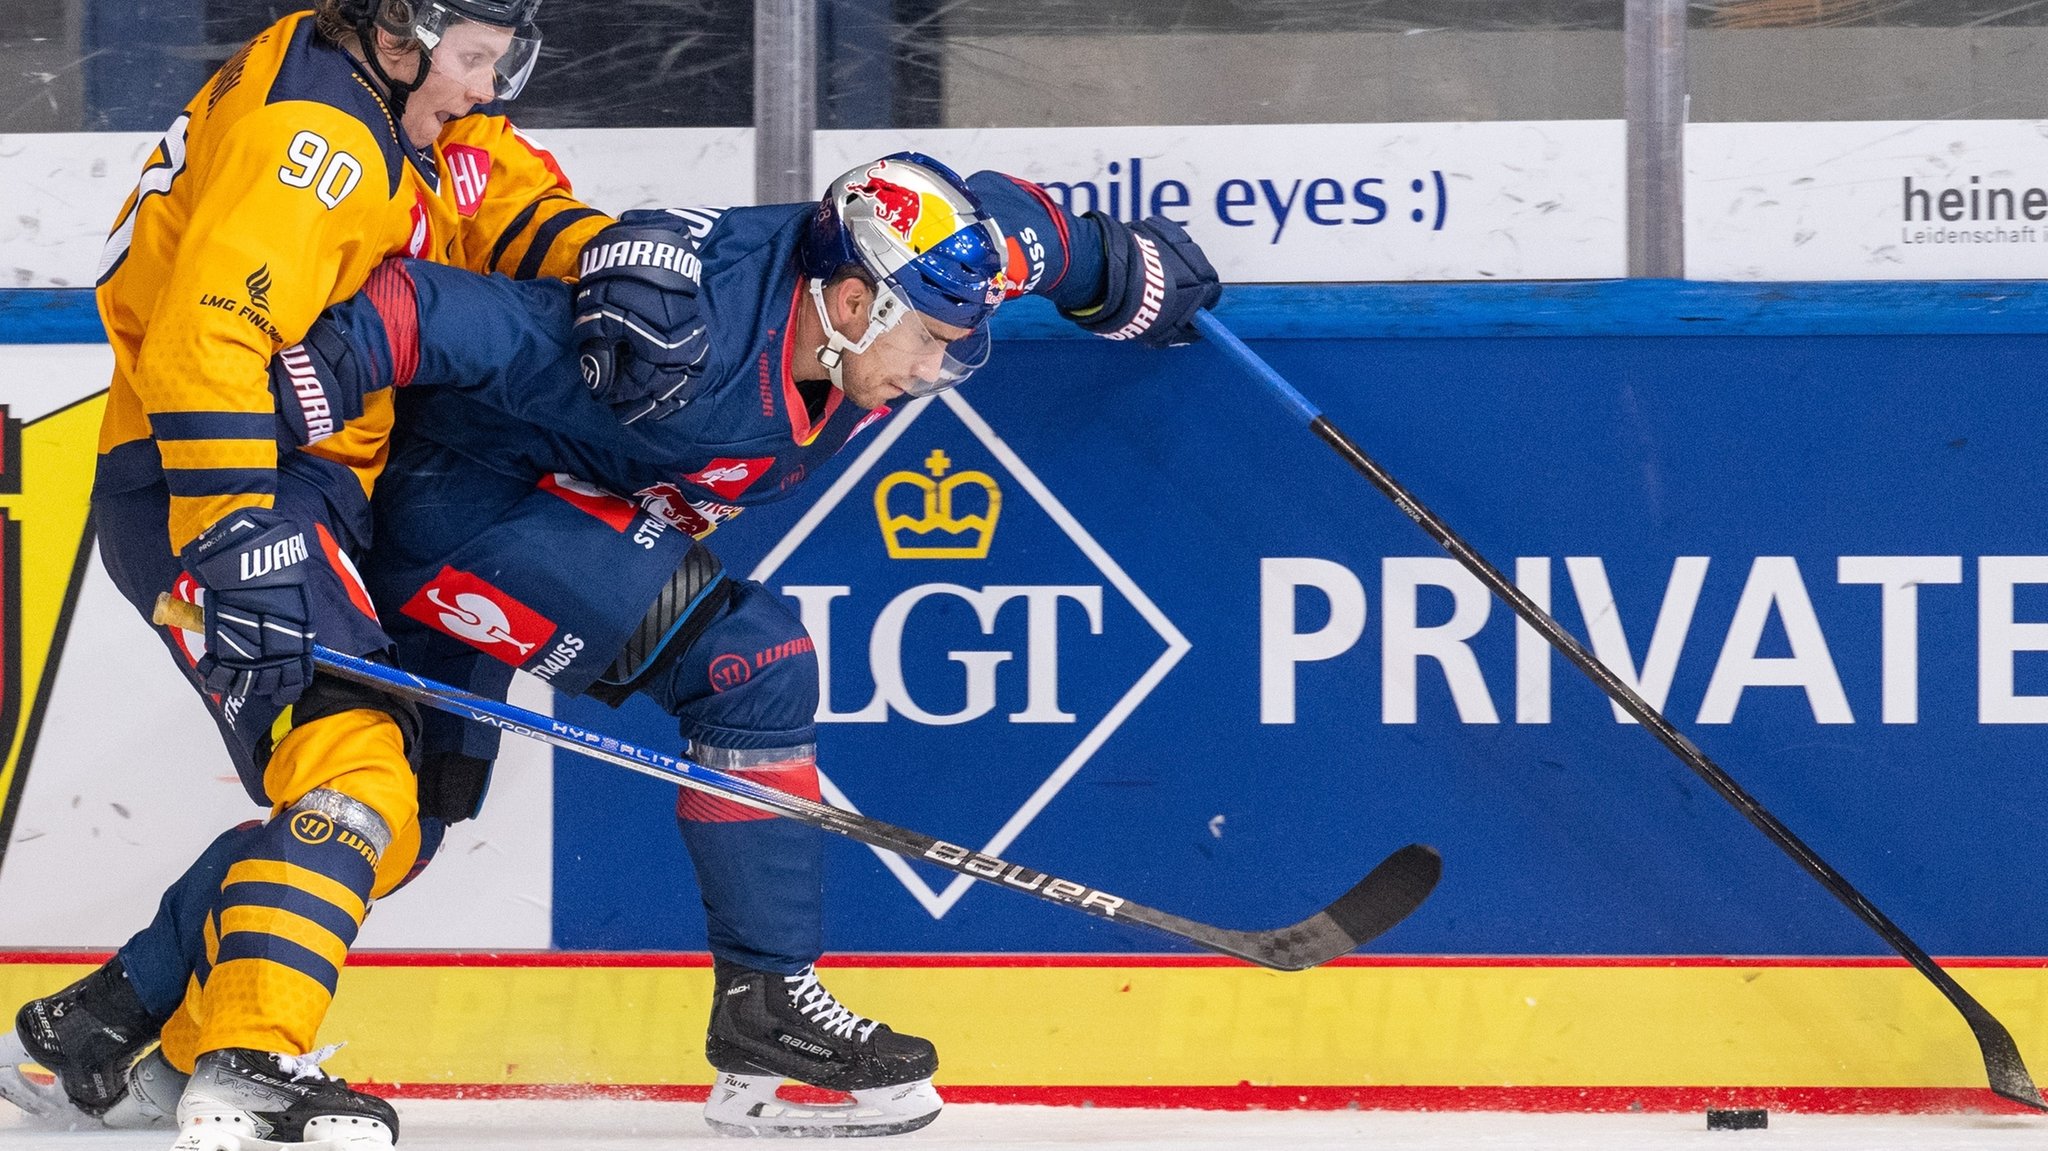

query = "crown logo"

[{"left": 874, "top": 449, "right": 1001, "bottom": 560}]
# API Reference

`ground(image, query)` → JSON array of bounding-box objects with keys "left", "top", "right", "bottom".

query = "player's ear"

[{"left": 829, "top": 277, "right": 872, "bottom": 341}]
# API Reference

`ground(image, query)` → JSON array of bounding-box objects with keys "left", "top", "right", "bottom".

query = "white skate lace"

[
  {"left": 783, "top": 967, "right": 880, "bottom": 1041},
  {"left": 275, "top": 1043, "right": 344, "bottom": 1082}
]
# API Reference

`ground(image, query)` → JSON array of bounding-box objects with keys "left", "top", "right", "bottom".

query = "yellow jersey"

[{"left": 95, "top": 11, "right": 610, "bottom": 551}]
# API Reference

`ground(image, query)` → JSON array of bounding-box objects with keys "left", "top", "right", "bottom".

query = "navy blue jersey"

[{"left": 388, "top": 172, "right": 1106, "bottom": 530}]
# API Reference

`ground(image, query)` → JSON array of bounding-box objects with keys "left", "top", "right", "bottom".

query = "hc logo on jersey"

[
  {"left": 752, "top": 392, "right": 1186, "bottom": 919},
  {"left": 443, "top": 144, "right": 491, "bottom": 217}
]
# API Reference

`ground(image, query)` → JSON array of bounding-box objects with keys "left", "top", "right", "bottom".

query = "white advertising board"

[
  {"left": 0, "top": 352, "right": 555, "bottom": 949},
  {"left": 1688, "top": 120, "right": 2048, "bottom": 280},
  {"left": 3, "top": 123, "right": 1625, "bottom": 287},
  {"left": 820, "top": 123, "right": 1628, "bottom": 283},
  {"left": 0, "top": 127, "right": 755, "bottom": 290},
  {"left": 26, "top": 120, "right": 2048, "bottom": 287}
]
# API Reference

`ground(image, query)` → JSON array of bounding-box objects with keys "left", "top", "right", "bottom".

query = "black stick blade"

[
  {"left": 1990, "top": 1063, "right": 2047, "bottom": 1112},
  {"left": 1237, "top": 844, "right": 1442, "bottom": 971},
  {"left": 1969, "top": 1005, "right": 2048, "bottom": 1111}
]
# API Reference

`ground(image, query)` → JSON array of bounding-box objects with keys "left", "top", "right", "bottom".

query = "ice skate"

[
  {"left": 169, "top": 1046, "right": 398, "bottom": 1151},
  {"left": 102, "top": 1045, "right": 188, "bottom": 1129},
  {"left": 703, "top": 962, "right": 941, "bottom": 1137},
  {"left": 0, "top": 958, "right": 162, "bottom": 1124}
]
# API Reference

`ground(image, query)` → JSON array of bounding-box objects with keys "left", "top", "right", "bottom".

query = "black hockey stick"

[
  {"left": 1192, "top": 309, "right": 2046, "bottom": 1108},
  {"left": 155, "top": 595, "right": 1440, "bottom": 971}
]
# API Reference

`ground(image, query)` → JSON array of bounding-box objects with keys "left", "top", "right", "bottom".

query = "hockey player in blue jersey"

[
  {"left": 9, "top": 154, "right": 1219, "bottom": 1141},
  {"left": 363, "top": 152, "right": 1217, "bottom": 1137}
]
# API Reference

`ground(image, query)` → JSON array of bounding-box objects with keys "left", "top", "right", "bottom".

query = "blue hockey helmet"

[{"left": 800, "top": 153, "right": 1008, "bottom": 394}]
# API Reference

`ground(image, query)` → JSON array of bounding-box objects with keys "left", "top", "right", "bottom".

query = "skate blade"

[
  {"left": 171, "top": 1115, "right": 395, "bottom": 1151},
  {"left": 704, "top": 1072, "right": 942, "bottom": 1138},
  {"left": 170, "top": 1122, "right": 292, "bottom": 1151},
  {"left": 0, "top": 1026, "right": 95, "bottom": 1127},
  {"left": 171, "top": 1131, "right": 392, "bottom": 1151}
]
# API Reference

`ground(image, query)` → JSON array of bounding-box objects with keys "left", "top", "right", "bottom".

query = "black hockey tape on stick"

[
  {"left": 1190, "top": 308, "right": 2046, "bottom": 1110},
  {"left": 154, "top": 593, "right": 1440, "bottom": 970}
]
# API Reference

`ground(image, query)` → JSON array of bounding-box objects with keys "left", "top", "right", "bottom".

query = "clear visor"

[
  {"left": 415, "top": 5, "right": 542, "bottom": 101},
  {"left": 866, "top": 282, "right": 993, "bottom": 397}
]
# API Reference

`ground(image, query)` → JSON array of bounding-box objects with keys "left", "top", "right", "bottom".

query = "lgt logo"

[{"left": 750, "top": 391, "right": 1186, "bottom": 918}]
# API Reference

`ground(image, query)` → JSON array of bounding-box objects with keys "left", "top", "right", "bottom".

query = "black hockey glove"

[
  {"left": 573, "top": 217, "right": 711, "bottom": 425},
  {"left": 181, "top": 507, "right": 317, "bottom": 705},
  {"left": 1064, "top": 213, "right": 1222, "bottom": 348}
]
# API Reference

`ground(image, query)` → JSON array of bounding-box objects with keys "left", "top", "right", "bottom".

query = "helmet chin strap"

[
  {"left": 355, "top": 15, "right": 432, "bottom": 123},
  {"left": 809, "top": 276, "right": 903, "bottom": 391}
]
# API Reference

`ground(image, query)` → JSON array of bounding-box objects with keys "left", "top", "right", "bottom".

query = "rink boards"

[
  {"left": 5, "top": 281, "right": 2048, "bottom": 1106},
  {"left": 3, "top": 953, "right": 2045, "bottom": 1109}
]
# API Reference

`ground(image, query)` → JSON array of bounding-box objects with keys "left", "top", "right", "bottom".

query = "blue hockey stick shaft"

[
  {"left": 1191, "top": 307, "right": 2045, "bottom": 1107},
  {"left": 152, "top": 593, "right": 1439, "bottom": 969}
]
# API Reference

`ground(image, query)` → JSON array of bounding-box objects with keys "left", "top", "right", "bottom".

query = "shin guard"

[
  {"left": 193, "top": 790, "right": 385, "bottom": 1058},
  {"left": 675, "top": 747, "right": 825, "bottom": 973}
]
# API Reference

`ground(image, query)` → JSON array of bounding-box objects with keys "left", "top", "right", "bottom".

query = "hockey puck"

[{"left": 1706, "top": 1108, "right": 1768, "bottom": 1130}]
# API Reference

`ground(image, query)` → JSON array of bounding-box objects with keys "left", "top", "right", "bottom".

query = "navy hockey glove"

[
  {"left": 1065, "top": 213, "right": 1222, "bottom": 348},
  {"left": 181, "top": 508, "right": 317, "bottom": 705},
  {"left": 270, "top": 259, "right": 418, "bottom": 446},
  {"left": 270, "top": 315, "right": 375, "bottom": 447},
  {"left": 573, "top": 218, "right": 711, "bottom": 424}
]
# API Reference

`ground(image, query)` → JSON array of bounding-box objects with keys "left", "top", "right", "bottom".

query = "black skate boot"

[
  {"left": 703, "top": 962, "right": 941, "bottom": 1137},
  {"left": 0, "top": 957, "right": 165, "bottom": 1123},
  {"left": 171, "top": 1046, "right": 398, "bottom": 1150}
]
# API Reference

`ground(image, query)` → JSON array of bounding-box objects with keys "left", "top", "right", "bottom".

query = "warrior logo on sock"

[{"left": 290, "top": 810, "right": 335, "bottom": 845}]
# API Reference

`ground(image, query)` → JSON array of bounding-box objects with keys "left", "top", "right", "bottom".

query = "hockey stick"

[
  {"left": 1192, "top": 308, "right": 2046, "bottom": 1107},
  {"left": 154, "top": 594, "right": 1438, "bottom": 971}
]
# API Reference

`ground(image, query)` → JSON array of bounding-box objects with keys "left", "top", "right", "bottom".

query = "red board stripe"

[{"left": 351, "top": 1082, "right": 2038, "bottom": 1115}]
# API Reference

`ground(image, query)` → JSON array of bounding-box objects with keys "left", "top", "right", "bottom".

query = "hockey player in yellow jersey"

[
  {"left": 96, "top": 0, "right": 602, "bottom": 555},
  {"left": 0, "top": 3, "right": 617, "bottom": 1147}
]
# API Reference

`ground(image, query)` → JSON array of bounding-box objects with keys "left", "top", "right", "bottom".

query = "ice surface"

[{"left": 3, "top": 1102, "right": 2046, "bottom": 1150}]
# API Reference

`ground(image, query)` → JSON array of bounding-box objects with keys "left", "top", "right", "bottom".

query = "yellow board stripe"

[{"left": 6, "top": 960, "right": 2041, "bottom": 1093}]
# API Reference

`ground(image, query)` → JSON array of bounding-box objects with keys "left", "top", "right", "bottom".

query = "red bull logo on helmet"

[{"left": 848, "top": 161, "right": 963, "bottom": 256}]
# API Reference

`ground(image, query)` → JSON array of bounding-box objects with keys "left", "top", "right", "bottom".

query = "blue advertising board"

[
  {"left": 8, "top": 282, "right": 2047, "bottom": 961},
  {"left": 549, "top": 284, "right": 2048, "bottom": 959}
]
